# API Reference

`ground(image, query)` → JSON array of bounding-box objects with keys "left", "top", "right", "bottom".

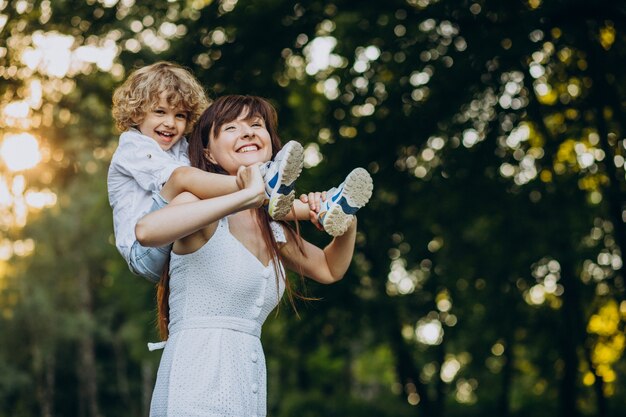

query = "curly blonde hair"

[{"left": 112, "top": 61, "right": 209, "bottom": 134}]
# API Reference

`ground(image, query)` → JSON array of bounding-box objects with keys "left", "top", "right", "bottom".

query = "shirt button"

[
  {"left": 255, "top": 297, "right": 264, "bottom": 307},
  {"left": 146, "top": 153, "right": 152, "bottom": 159},
  {"left": 262, "top": 269, "right": 270, "bottom": 279},
  {"left": 251, "top": 352, "right": 258, "bottom": 363},
  {"left": 251, "top": 383, "right": 258, "bottom": 393}
]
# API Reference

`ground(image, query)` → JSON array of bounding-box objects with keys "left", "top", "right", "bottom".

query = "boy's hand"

[
  {"left": 299, "top": 191, "right": 327, "bottom": 213},
  {"left": 299, "top": 191, "right": 327, "bottom": 231}
]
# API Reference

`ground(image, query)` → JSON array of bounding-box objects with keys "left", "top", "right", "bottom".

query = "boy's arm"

[
  {"left": 135, "top": 165, "right": 265, "bottom": 247},
  {"left": 160, "top": 166, "right": 240, "bottom": 202},
  {"left": 282, "top": 193, "right": 326, "bottom": 228},
  {"left": 115, "top": 132, "right": 241, "bottom": 201}
]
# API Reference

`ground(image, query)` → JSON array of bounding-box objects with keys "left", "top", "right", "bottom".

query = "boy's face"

[{"left": 137, "top": 93, "right": 188, "bottom": 151}]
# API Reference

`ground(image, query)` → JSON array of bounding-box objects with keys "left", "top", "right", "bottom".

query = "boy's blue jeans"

[{"left": 129, "top": 193, "right": 171, "bottom": 283}]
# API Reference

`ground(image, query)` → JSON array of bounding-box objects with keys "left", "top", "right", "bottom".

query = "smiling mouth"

[
  {"left": 237, "top": 145, "right": 260, "bottom": 153},
  {"left": 157, "top": 131, "right": 176, "bottom": 141}
]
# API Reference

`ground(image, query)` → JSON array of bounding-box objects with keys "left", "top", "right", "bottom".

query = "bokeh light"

[{"left": 1, "top": 133, "right": 41, "bottom": 172}]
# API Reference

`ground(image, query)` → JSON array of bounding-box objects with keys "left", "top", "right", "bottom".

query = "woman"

[{"left": 136, "top": 95, "right": 361, "bottom": 417}]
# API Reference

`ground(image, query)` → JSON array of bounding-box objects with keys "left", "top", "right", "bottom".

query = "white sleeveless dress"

[{"left": 149, "top": 216, "right": 286, "bottom": 417}]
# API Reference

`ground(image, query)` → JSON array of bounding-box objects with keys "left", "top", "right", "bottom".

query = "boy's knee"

[
  {"left": 161, "top": 166, "right": 191, "bottom": 200},
  {"left": 170, "top": 191, "right": 199, "bottom": 205}
]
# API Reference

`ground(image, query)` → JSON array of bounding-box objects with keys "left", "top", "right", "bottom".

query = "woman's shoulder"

[{"left": 172, "top": 220, "right": 222, "bottom": 256}]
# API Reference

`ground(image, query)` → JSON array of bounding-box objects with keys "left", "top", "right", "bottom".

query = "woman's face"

[{"left": 207, "top": 110, "right": 273, "bottom": 175}]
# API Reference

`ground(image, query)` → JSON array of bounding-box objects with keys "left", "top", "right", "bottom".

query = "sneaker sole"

[
  {"left": 268, "top": 142, "right": 304, "bottom": 220},
  {"left": 323, "top": 168, "right": 373, "bottom": 236}
]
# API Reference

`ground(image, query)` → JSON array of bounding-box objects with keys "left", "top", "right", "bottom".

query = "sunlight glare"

[
  {"left": 415, "top": 319, "right": 443, "bottom": 345},
  {"left": 27, "top": 79, "right": 43, "bottom": 109},
  {"left": 0, "top": 14, "right": 7, "bottom": 33},
  {"left": 305, "top": 36, "right": 338, "bottom": 75},
  {"left": 75, "top": 41, "right": 117, "bottom": 71},
  {"left": 25, "top": 31, "right": 74, "bottom": 77},
  {"left": 25, "top": 190, "right": 57, "bottom": 209},
  {"left": 0, "top": 179, "right": 12, "bottom": 206},
  {"left": 1, "top": 133, "right": 41, "bottom": 171},
  {"left": 303, "top": 143, "right": 323, "bottom": 168},
  {"left": 440, "top": 357, "right": 461, "bottom": 382}
]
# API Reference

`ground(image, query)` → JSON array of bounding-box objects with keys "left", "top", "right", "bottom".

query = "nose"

[
  {"left": 163, "top": 114, "right": 175, "bottom": 127},
  {"left": 241, "top": 123, "right": 255, "bottom": 138}
]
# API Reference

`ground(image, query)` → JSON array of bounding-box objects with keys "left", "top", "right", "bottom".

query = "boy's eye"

[{"left": 176, "top": 113, "right": 187, "bottom": 119}]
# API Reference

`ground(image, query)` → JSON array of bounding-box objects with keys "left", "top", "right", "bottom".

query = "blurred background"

[{"left": 1, "top": 0, "right": 626, "bottom": 416}]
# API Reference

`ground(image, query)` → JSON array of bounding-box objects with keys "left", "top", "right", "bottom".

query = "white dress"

[{"left": 150, "top": 217, "right": 286, "bottom": 417}]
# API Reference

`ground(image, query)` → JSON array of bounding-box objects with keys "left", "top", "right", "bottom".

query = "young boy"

[{"left": 108, "top": 62, "right": 373, "bottom": 282}]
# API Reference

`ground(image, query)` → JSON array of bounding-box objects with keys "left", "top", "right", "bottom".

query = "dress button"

[
  {"left": 255, "top": 297, "right": 264, "bottom": 307},
  {"left": 252, "top": 383, "right": 258, "bottom": 393},
  {"left": 262, "top": 269, "right": 271, "bottom": 279},
  {"left": 251, "top": 352, "right": 258, "bottom": 362}
]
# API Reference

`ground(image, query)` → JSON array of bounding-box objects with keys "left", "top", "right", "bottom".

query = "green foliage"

[{"left": 1, "top": 0, "right": 626, "bottom": 416}]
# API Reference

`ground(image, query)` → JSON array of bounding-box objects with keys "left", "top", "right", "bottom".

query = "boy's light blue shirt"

[{"left": 107, "top": 129, "right": 190, "bottom": 265}]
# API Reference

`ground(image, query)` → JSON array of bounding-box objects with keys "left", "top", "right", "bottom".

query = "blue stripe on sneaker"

[
  {"left": 268, "top": 173, "right": 279, "bottom": 188},
  {"left": 276, "top": 183, "right": 294, "bottom": 195},
  {"left": 338, "top": 197, "right": 360, "bottom": 215},
  {"left": 331, "top": 187, "right": 342, "bottom": 203}
]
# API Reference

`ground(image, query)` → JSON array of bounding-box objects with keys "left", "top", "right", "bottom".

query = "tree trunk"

[
  {"left": 142, "top": 360, "right": 154, "bottom": 417},
  {"left": 587, "top": 36, "right": 626, "bottom": 300},
  {"left": 497, "top": 302, "right": 515, "bottom": 417},
  {"left": 558, "top": 261, "right": 581, "bottom": 417},
  {"left": 36, "top": 353, "right": 55, "bottom": 417},
  {"left": 386, "top": 305, "right": 434, "bottom": 417},
  {"left": 113, "top": 334, "right": 135, "bottom": 414},
  {"left": 76, "top": 268, "right": 101, "bottom": 417}
]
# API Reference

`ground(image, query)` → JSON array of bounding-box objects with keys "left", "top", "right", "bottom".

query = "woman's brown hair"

[{"left": 157, "top": 95, "right": 305, "bottom": 340}]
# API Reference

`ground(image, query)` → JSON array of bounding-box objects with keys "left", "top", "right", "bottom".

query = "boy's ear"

[{"left": 204, "top": 148, "right": 217, "bottom": 164}]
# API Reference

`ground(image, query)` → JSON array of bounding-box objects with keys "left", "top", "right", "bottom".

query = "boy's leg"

[
  {"left": 128, "top": 193, "right": 172, "bottom": 283},
  {"left": 129, "top": 192, "right": 201, "bottom": 282},
  {"left": 317, "top": 168, "right": 373, "bottom": 237},
  {"left": 290, "top": 199, "right": 315, "bottom": 220},
  {"left": 260, "top": 141, "right": 304, "bottom": 220},
  {"left": 160, "top": 166, "right": 240, "bottom": 202},
  {"left": 160, "top": 146, "right": 304, "bottom": 222}
]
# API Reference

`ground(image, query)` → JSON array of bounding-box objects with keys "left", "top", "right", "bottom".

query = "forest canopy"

[{"left": 1, "top": 1, "right": 625, "bottom": 416}]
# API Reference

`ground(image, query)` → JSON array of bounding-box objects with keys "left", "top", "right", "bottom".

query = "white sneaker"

[
  {"left": 318, "top": 168, "right": 373, "bottom": 236},
  {"left": 259, "top": 141, "right": 304, "bottom": 220}
]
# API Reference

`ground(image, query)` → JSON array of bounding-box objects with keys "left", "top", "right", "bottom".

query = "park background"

[{"left": 1, "top": 0, "right": 626, "bottom": 416}]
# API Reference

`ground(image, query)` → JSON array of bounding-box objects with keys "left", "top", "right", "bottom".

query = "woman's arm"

[
  {"left": 280, "top": 217, "right": 357, "bottom": 284},
  {"left": 135, "top": 165, "right": 265, "bottom": 247}
]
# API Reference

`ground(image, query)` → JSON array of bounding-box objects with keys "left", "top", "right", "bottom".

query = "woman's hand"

[{"left": 237, "top": 164, "right": 266, "bottom": 208}]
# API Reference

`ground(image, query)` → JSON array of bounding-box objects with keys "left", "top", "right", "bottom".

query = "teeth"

[
  {"left": 158, "top": 131, "right": 174, "bottom": 137},
  {"left": 238, "top": 145, "right": 258, "bottom": 153}
]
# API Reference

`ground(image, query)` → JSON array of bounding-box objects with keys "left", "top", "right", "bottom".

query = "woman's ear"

[{"left": 204, "top": 148, "right": 217, "bottom": 164}]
